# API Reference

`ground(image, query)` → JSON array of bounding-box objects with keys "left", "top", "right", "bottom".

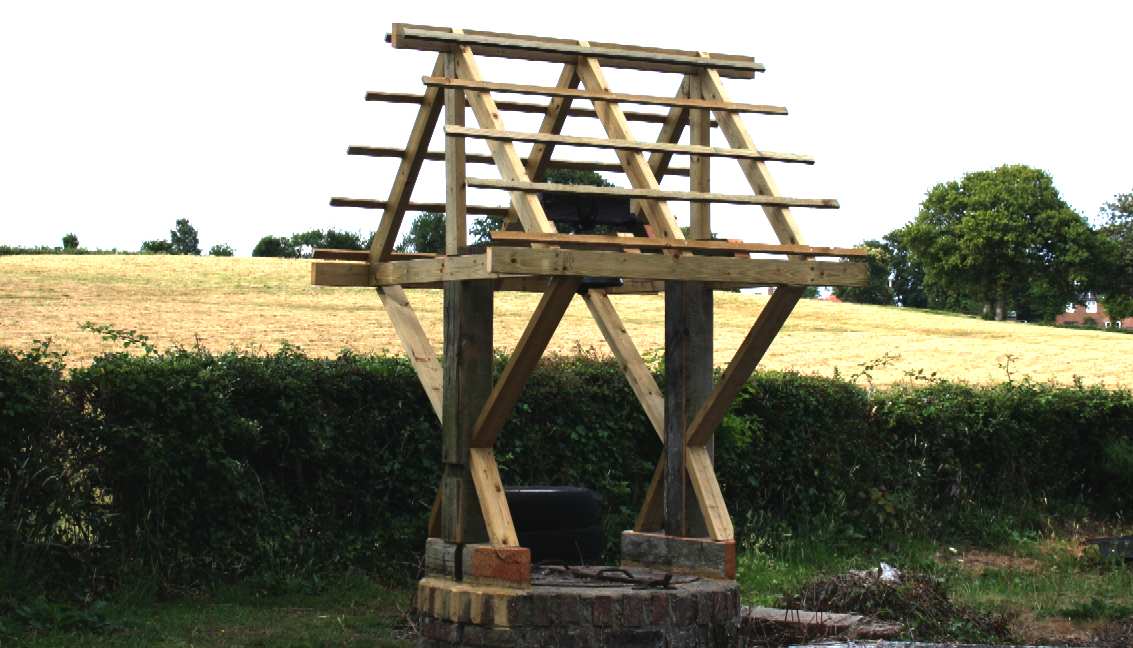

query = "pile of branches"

[{"left": 776, "top": 568, "right": 1012, "bottom": 644}]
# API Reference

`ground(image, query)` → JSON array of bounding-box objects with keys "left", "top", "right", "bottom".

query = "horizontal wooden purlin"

[
  {"left": 311, "top": 261, "right": 371, "bottom": 287},
  {"left": 468, "top": 179, "right": 841, "bottom": 210},
  {"left": 485, "top": 247, "right": 869, "bottom": 287},
  {"left": 312, "top": 248, "right": 435, "bottom": 261},
  {"left": 329, "top": 197, "right": 510, "bottom": 217},
  {"left": 346, "top": 146, "right": 691, "bottom": 177},
  {"left": 489, "top": 232, "right": 868, "bottom": 258},
  {"left": 447, "top": 126, "right": 812, "bottom": 165},
  {"left": 390, "top": 24, "right": 762, "bottom": 79},
  {"left": 364, "top": 92, "right": 717, "bottom": 127},
  {"left": 423, "top": 77, "right": 785, "bottom": 115}
]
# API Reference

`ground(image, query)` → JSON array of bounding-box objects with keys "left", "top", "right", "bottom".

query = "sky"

[{"left": 1, "top": 1, "right": 1130, "bottom": 255}]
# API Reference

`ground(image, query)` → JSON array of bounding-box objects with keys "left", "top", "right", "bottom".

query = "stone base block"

[
  {"left": 416, "top": 569, "right": 740, "bottom": 648},
  {"left": 620, "top": 531, "right": 736, "bottom": 580},
  {"left": 462, "top": 544, "right": 531, "bottom": 586}
]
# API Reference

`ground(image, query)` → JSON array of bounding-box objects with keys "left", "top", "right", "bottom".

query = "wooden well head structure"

[{"left": 314, "top": 23, "right": 868, "bottom": 580}]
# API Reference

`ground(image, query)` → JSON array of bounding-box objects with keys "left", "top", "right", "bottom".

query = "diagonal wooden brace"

[
  {"left": 685, "top": 285, "right": 804, "bottom": 448},
  {"left": 454, "top": 46, "right": 556, "bottom": 235},
  {"left": 470, "top": 277, "right": 582, "bottom": 448},
  {"left": 377, "top": 285, "right": 443, "bottom": 421},
  {"left": 369, "top": 55, "right": 446, "bottom": 264},
  {"left": 575, "top": 53, "right": 684, "bottom": 240}
]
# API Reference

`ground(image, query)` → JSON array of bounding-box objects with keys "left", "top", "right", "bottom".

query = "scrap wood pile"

[{"left": 756, "top": 566, "right": 1012, "bottom": 646}]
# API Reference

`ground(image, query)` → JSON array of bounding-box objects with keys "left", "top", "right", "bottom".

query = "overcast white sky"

[{"left": 2, "top": 1, "right": 1130, "bottom": 255}]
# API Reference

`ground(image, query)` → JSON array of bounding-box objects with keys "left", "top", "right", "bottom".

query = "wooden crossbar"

[
  {"left": 485, "top": 247, "right": 868, "bottom": 286},
  {"left": 447, "top": 126, "right": 812, "bottom": 165},
  {"left": 347, "top": 146, "right": 692, "bottom": 176},
  {"left": 489, "top": 232, "right": 868, "bottom": 258},
  {"left": 391, "top": 24, "right": 763, "bottom": 78},
  {"left": 330, "top": 197, "right": 510, "bottom": 217},
  {"left": 422, "top": 77, "right": 785, "bottom": 115},
  {"left": 313, "top": 249, "right": 434, "bottom": 261},
  {"left": 468, "top": 178, "right": 839, "bottom": 209},
  {"left": 364, "top": 91, "right": 717, "bottom": 126}
]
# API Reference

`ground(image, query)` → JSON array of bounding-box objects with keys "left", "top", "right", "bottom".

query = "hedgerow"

[{"left": 1, "top": 342, "right": 1130, "bottom": 597}]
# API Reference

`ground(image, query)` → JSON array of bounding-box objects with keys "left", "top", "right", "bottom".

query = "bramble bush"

[{"left": 1, "top": 341, "right": 1131, "bottom": 598}]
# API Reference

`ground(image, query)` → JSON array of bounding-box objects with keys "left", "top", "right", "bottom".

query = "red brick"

[{"left": 463, "top": 545, "right": 531, "bottom": 585}]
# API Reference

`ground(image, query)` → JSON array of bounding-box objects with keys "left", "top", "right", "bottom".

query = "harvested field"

[{"left": 2, "top": 254, "right": 1130, "bottom": 387}]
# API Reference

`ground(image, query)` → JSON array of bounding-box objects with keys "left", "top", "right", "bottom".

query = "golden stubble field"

[{"left": 2, "top": 255, "right": 1130, "bottom": 387}]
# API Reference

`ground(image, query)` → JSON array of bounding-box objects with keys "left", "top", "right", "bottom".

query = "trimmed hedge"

[{"left": 2, "top": 343, "right": 1131, "bottom": 595}]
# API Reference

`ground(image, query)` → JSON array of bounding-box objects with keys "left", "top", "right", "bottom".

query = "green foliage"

[
  {"left": 1097, "top": 189, "right": 1133, "bottom": 322},
  {"left": 139, "top": 239, "right": 174, "bottom": 254},
  {"left": 396, "top": 212, "right": 445, "bottom": 253},
  {"left": 61, "top": 233, "right": 79, "bottom": 250},
  {"left": 905, "top": 165, "right": 1100, "bottom": 321},
  {"left": 208, "top": 243, "right": 234, "bottom": 257},
  {"left": 834, "top": 239, "right": 895, "bottom": 304},
  {"left": 2, "top": 339, "right": 1132, "bottom": 600},
  {"left": 169, "top": 219, "right": 201, "bottom": 255},
  {"left": 252, "top": 235, "right": 296, "bottom": 258},
  {"left": 290, "top": 229, "right": 366, "bottom": 257}
]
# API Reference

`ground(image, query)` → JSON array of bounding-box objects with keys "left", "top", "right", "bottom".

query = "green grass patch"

[{"left": 2, "top": 574, "right": 414, "bottom": 648}]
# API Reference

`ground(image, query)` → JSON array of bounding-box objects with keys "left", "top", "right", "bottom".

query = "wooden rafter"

[
  {"left": 347, "top": 146, "right": 694, "bottom": 176},
  {"left": 468, "top": 178, "right": 837, "bottom": 209},
  {"left": 576, "top": 53, "right": 684, "bottom": 240},
  {"left": 368, "top": 55, "right": 446, "bottom": 264},
  {"left": 447, "top": 126, "right": 814, "bottom": 164},
  {"left": 422, "top": 77, "right": 787, "bottom": 115}
]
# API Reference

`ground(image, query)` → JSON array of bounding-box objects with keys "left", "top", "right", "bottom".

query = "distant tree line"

[{"left": 835, "top": 164, "right": 1133, "bottom": 323}]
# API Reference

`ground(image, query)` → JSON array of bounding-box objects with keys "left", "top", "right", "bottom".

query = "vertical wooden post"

[
  {"left": 441, "top": 279, "right": 493, "bottom": 543},
  {"left": 664, "top": 280, "right": 713, "bottom": 537},
  {"left": 664, "top": 70, "right": 714, "bottom": 538},
  {"left": 440, "top": 51, "right": 489, "bottom": 545},
  {"left": 444, "top": 52, "right": 467, "bottom": 256}
]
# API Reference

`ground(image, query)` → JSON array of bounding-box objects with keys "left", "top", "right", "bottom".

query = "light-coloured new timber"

[
  {"left": 468, "top": 448, "right": 519, "bottom": 546},
  {"left": 390, "top": 24, "right": 763, "bottom": 78},
  {"left": 368, "top": 55, "right": 446, "bottom": 264},
  {"left": 685, "top": 445, "right": 734, "bottom": 540},
  {"left": 685, "top": 286, "right": 804, "bottom": 447},
  {"left": 470, "top": 277, "right": 581, "bottom": 448},
  {"left": 453, "top": 47, "right": 558, "bottom": 235},
  {"left": 331, "top": 197, "right": 510, "bottom": 217},
  {"left": 489, "top": 232, "right": 867, "bottom": 257},
  {"left": 469, "top": 178, "right": 839, "bottom": 209},
  {"left": 377, "top": 285, "right": 444, "bottom": 421},
  {"left": 446, "top": 126, "right": 813, "bottom": 164},
  {"left": 363, "top": 92, "right": 718, "bottom": 127},
  {"left": 423, "top": 77, "right": 786, "bottom": 115},
  {"left": 347, "top": 146, "right": 694, "bottom": 177},
  {"left": 582, "top": 289, "right": 664, "bottom": 439},
  {"left": 485, "top": 247, "right": 869, "bottom": 286},
  {"left": 444, "top": 53, "right": 467, "bottom": 256},
  {"left": 576, "top": 53, "right": 684, "bottom": 240}
]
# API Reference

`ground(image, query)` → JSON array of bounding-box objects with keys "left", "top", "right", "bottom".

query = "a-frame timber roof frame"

[{"left": 315, "top": 23, "right": 869, "bottom": 549}]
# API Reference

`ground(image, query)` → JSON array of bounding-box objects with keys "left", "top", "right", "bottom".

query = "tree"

[
  {"left": 834, "top": 240, "right": 895, "bottom": 305},
  {"left": 252, "top": 235, "right": 296, "bottom": 258},
  {"left": 289, "top": 229, "right": 366, "bottom": 257},
  {"left": 904, "top": 165, "right": 1098, "bottom": 321},
  {"left": 140, "top": 239, "right": 173, "bottom": 254},
  {"left": 396, "top": 212, "right": 445, "bottom": 254},
  {"left": 169, "top": 218, "right": 201, "bottom": 255},
  {"left": 62, "top": 233, "right": 79, "bottom": 250},
  {"left": 209, "top": 244, "right": 234, "bottom": 257},
  {"left": 469, "top": 168, "right": 617, "bottom": 243},
  {"left": 1093, "top": 190, "right": 1133, "bottom": 321}
]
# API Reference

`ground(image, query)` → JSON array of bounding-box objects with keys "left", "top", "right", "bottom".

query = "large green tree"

[
  {"left": 904, "top": 165, "right": 1098, "bottom": 321},
  {"left": 169, "top": 218, "right": 201, "bottom": 255},
  {"left": 1096, "top": 189, "right": 1133, "bottom": 321}
]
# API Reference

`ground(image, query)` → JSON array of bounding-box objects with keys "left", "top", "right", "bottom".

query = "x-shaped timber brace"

[{"left": 315, "top": 24, "right": 870, "bottom": 581}]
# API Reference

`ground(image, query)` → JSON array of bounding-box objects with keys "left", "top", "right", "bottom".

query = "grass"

[
  {"left": 736, "top": 524, "right": 1133, "bottom": 645},
  {"left": 3, "top": 254, "right": 1132, "bottom": 387},
  {"left": 4, "top": 574, "right": 415, "bottom": 647}
]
